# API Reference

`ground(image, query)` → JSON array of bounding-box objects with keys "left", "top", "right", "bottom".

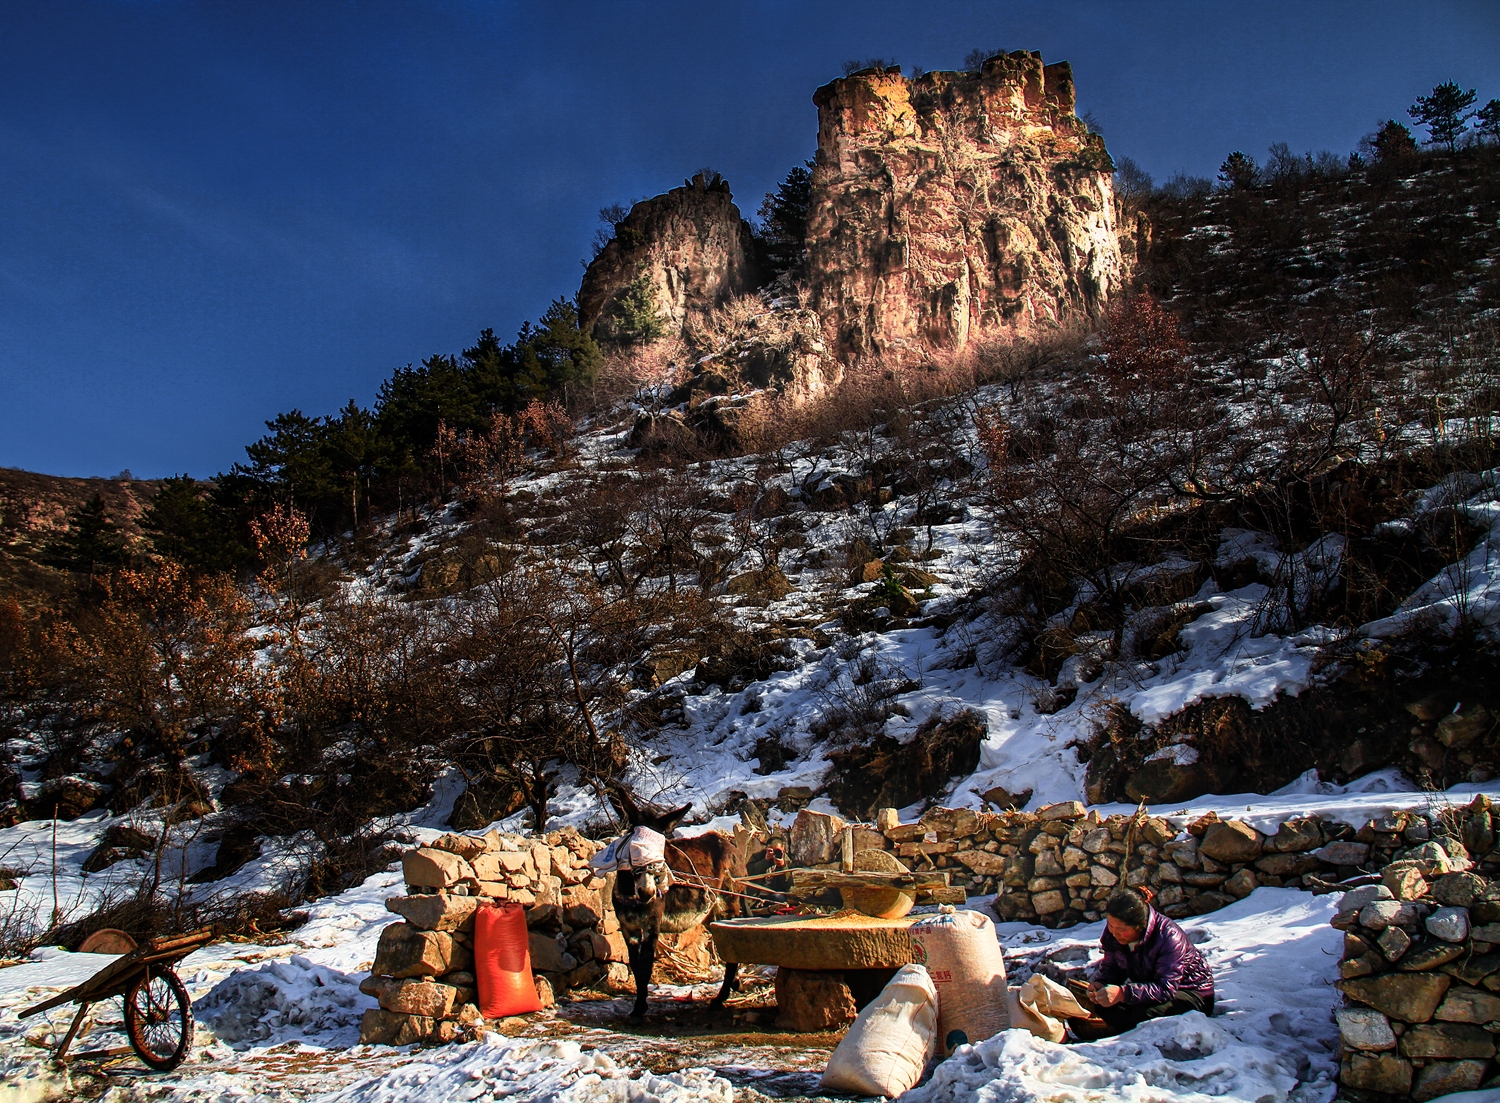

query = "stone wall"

[
  {"left": 786, "top": 796, "right": 1500, "bottom": 930},
  {"left": 358, "top": 827, "right": 613, "bottom": 1046},
  {"left": 1331, "top": 798, "right": 1500, "bottom": 1101}
]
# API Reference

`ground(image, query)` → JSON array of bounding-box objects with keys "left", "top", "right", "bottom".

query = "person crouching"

[{"left": 1072, "top": 886, "right": 1215, "bottom": 1040}]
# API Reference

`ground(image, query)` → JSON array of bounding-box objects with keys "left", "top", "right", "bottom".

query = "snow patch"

[
  {"left": 326, "top": 1035, "right": 733, "bottom": 1103},
  {"left": 195, "top": 955, "right": 373, "bottom": 1047}
]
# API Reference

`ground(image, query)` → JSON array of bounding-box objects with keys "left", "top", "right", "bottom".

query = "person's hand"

[{"left": 1094, "top": 984, "right": 1124, "bottom": 1008}]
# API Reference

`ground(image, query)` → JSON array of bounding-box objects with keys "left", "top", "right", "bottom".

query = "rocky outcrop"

[
  {"left": 805, "top": 54, "right": 1122, "bottom": 363},
  {"left": 578, "top": 173, "right": 761, "bottom": 343}
]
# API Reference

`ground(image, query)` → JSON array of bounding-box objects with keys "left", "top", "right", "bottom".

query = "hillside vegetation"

[{"left": 2, "top": 132, "right": 1499, "bottom": 952}]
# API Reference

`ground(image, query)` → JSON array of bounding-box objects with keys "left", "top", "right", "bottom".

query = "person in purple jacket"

[{"left": 1074, "top": 886, "right": 1215, "bottom": 1039}]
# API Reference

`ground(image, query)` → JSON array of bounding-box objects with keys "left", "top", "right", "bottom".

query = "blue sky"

[{"left": 2, "top": 0, "right": 1497, "bottom": 478}]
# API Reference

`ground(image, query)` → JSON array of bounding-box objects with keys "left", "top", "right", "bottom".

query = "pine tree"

[
  {"left": 1217, "top": 151, "right": 1258, "bottom": 190},
  {"left": 51, "top": 492, "right": 126, "bottom": 581},
  {"left": 1409, "top": 81, "right": 1478, "bottom": 152},
  {"left": 142, "top": 475, "right": 244, "bottom": 572},
  {"left": 756, "top": 162, "right": 814, "bottom": 281},
  {"left": 607, "top": 276, "right": 666, "bottom": 345},
  {"left": 1477, "top": 99, "right": 1500, "bottom": 144},
  {"left": 1371, "top": 120, "right": 1418, "bottom": 163}
]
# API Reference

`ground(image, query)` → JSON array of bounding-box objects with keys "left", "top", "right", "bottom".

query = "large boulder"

[
  {"left": 578, "top": 173, "right": 761, "bottom": 344},
  {"left": 805, "top": 54, "right": 1121, "bottom": 365},
  {"left": 775, "top": 968, "right": 858, "bottom": 1032}
]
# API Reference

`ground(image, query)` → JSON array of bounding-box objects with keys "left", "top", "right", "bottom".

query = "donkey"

[{"left": 607, "top": 790, "right": 741, "bottom": 1021}]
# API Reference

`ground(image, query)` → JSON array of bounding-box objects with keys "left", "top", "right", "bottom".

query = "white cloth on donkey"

[{"left": 590, "top": 826, "right": 668, "bottom": 873}]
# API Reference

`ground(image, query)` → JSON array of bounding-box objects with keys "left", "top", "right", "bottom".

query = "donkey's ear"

[
  {"left": 661, "top": 802, "right": 694, "bottom": 836},
  {"left": 606, "top": 786, "right": 637, "bottom": 824}
]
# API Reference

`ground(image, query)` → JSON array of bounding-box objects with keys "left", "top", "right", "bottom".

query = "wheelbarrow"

[{"left": 19, "top": 927, "right": 216, "bottom": 1072}]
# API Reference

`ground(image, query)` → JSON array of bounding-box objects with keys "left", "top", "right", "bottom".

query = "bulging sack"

[
  {"left": 1006, "top": 974, "right": 1089, "bottom": 1043},
  {"left": 474, "top": 902, "right": 542, "bottom": 1018},
  {"left": 589, "top": 826, "right": 667, "bottom": 874},
  {"left": 820, "top": 964, "right": 937, "bottom": 1098},
  {"left": 908, "top": 906, "right": 1009, "bottom": 1047}
]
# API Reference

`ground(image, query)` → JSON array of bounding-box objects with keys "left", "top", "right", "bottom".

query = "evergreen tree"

[
  {"left": 1477, "top": 99, "right": 1500, "bottom": 144},
  {"left": 528, "top": 299, "right": 601, "bottom": 399},
  {"left": 607, "top": 276, "right": 667, "bottom": 344},
  {"left": 141, "top": 475, "right": 246, "bottom": 572},
  {"left": 1371, "top": 120, "right": 1418, "bottom": 162},
  {"left": 1409, "top": 81, "right": 1478, "bottom": 151},
  {"left": 50, "top": 492, "right": 126, "bottom": 579},
  {"left": 1217, "top": 151, "right": 1258, "bottom": 190},
  {"left": 756, "top": 161, "right": 814, "bottom": 281}
]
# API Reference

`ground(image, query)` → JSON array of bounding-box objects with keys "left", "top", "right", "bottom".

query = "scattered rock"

[
  {"left": 726, "top": 567, "right": 793, "bottom": 601},
  {"left": 788, "top": 809, "right": 847, "bottom": 867},
  {"left": 378, "top": 979, "right": 460, "bottom": 1019},
  {"left": 1398, "top": 943, "right": 1466, "bottom": 972},
  {"left": 1430, "top": 872, "right": 1486, "bottom": 908},
  {"left": 1383, "top": 865, "right": 1428, "bottom": 901},
  {"left": 1411, "top": 1059, "right": 1487, "bottom": 1102},
  {"left": 372, "top": 924, "right": 470, "bottom": 979},
  {"left": 1434, "top": 704, "right": 1493, "bottom": 749},
  {"left": 1312, "top": 840, "right": 1371, "bottom": 867},
  {"left": 1377, "top": 926, "right": 1412, "bottom": 961},
  {"left": 385, "top": 894, "right": 479, "bottom": 933},
  {"left": 402, "top": 849, "right": 476, "bottom": 891},
  {"left": 1266, "top": 818, "right": 1323, "bottom": 853},
  {"left": 1223, "top": 869, "right": 1258, "bottom": 899},
  {"left": 1398, "top": 1022, "right": 1496, "bottom": 1059},
  {"left": 1434, "top": 986, "right": 1500, "bottom": 1023}
]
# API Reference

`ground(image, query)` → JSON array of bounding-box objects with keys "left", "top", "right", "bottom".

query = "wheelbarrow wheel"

[{"left": 124, "top": 967, "right": 194, "bottom": 1071}]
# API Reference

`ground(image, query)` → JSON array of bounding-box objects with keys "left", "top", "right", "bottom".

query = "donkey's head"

[
  {"left": 608, "top": 788, "right": 693, "bottom": 904},
  {"left": 608, "top": 787, "right": 693, "bottom": 836}
]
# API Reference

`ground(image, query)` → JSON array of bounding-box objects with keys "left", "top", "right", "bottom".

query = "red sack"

[{"left": 474, "top": 902, "right": 543, "bottom": 1018}]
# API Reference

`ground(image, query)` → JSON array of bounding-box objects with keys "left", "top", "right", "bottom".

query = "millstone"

[{"left": 711, "top": 912, "right": 916, "bottom": 970}]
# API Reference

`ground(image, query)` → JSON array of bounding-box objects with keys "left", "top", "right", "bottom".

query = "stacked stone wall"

[
  {"left": 1330, "top": 797, "right": 1500, "bottom": 1101},
  {"left": 785, "top": 796, "right": 1499, "bottom": 929},
  {"left": 358, "top": 826, "right": 614, "bottom": 1046}
]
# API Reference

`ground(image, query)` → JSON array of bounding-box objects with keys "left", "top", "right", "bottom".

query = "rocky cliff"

[
  {"left": 805, "top": 54, "right": 1123, "bottom": 363},
  {"left": 577, "top": 173, "right": 761, "bottom": 343}
]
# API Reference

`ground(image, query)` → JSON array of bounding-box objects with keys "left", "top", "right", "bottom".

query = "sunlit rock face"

[
  {"left": 577, "top": 172, "right": 761, "bottom": 343},
  {"left": 805, "top": 53, "right": 1123, "bottom": 364}
]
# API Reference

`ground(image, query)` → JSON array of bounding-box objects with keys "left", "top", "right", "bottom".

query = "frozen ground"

[{"left": 0, "top": 846, "right": 1483, "bottom": 1103}]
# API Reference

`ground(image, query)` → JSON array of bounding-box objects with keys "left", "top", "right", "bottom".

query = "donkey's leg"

[
  {"left": 627, "top": 929, "right": 658, "bottom": 1022},
  {"left": 711, "top": 960, "right": 739, "bottom": 1006}
]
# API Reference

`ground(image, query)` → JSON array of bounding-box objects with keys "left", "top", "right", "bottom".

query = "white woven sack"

[
  {"left": 589, "top": 826, "right": 667, "bottom": 874},
  {"left": 820, "top": 964, "right": 937, "bottom": 1098},
  {"left": 908, "top": 906, "right": 1010, "bottom": 1047}
]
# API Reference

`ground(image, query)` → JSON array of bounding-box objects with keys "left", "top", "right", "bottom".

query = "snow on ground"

[
  {"left": 0, "top": 877, "right": 1354, "bottom": 1103},
  {"left": 911, "top": 888, "right": 1342, "bottom": 1103},
  {"left": 320, "top": 1035, "right": 733, "bottom": 1103}
]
